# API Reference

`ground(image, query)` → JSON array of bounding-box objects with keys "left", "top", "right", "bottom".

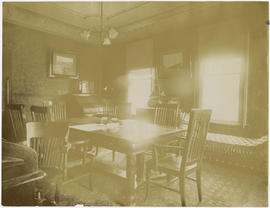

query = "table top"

[
  {"left": 69, "top": 119, "right": 185, "bottom": 153},
  {"left": 65, "top": 116, "right": 101, "bottom": 125}
]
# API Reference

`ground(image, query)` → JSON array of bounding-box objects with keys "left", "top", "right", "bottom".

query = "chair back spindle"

[
  {"left": 26, "top": 122, "right": 68, "bottom": 170},
  {"left": 49, "top": 103, "right": 66, "bottom": 121},
  {"left": 181, "top": 109, "right": 212, "bottom": 170},
  {"left": 30, "top": 105, "right": 51, "bottom": 121},
  {"left": 154, "top": 104, "right": 179, "bottom": 129},
  {"left": 7, "top": 104, "right": 26, "bottom": 142}
]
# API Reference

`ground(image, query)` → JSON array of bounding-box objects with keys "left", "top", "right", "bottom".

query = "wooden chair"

[
  {"left": 144, "top": 104, "right": 183, "bottom": 156},
  {"left": 102, "top": 102, "right": 117, "bottom": 117},
  {"left": 39, "top": 102, "right": 87, "bottom": 170},
  {"left": 96, "top": 102, "right": 131, "bottom": 161},
  {"left": 145, "top": 109, "right": 212, "bottom": 206},
  {"left": 30, "top": 105, "right": 51, "bottom": 121},
  {"left": 95, "top": 102, "right": 116, "bottom": 160},
  {"left": 154, "top": 104, "right": 189, "bottom": 148},
  {"left": 7, "top": 104, "right": 26, "bottom": 143},
  {"left": 43, "top": 102, "right": 67, "bottom": 121},
  {"left": 114, "top": 102, "right": 131, "bottom": 119},
  {"left": 154, "top": 104, "right": 179, "bottom": 128},
  {"left": 26, "top": 121, "right": 68, "bottom": 204},
  {"left": 110, "top": 102, "right": 131, "bottom": 160},
  {"left": 26, "top": 122, "right": 94, "bottom": 205},
  {"left": 45, "top": 101, "right": 90, "bottom": 169},
  {"left": 100, "top": 102, "right": 131, "bottom": 119}
]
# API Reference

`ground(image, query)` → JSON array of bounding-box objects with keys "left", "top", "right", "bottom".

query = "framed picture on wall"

[
  {"left": 162, "top": 51, "right": 184, "bottom": 72},
  {"left": 49, "top": 51, "right": 79, "bottom": 79}
]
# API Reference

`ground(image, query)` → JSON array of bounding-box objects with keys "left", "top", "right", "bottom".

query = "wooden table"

[{"left": 68, "top": 119, "right": 184, "bottom": 205}]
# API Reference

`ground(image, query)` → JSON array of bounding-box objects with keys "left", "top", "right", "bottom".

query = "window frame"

[
  {"left": 198, "top": 55, "right": 249, "bottom": 127},
  {"left": 127, "top": 68, "right": 154, "bottom": 113}
]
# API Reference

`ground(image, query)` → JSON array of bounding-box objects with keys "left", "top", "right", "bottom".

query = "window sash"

[
  {"left": 199, "top": 57, "right": 247, "bottom": 125},
  {"left": 128, "top": 69, "right": 153, "bottom": 114}
]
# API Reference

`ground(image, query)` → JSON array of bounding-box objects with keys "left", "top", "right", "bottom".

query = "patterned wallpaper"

[{"left": 3, "top": 22, "right": 101, "bottom": 111}]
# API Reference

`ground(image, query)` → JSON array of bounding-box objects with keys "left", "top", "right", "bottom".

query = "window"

[
  {"left": 199, "top": 57, "right": 246, "bottom": 125},
  {"left": 128, "top": 69, "right": 153, "bottom": 114}
]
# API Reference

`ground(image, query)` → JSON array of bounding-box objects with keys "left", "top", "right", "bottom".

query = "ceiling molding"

[
  {"left": 107, "top": 2, "right": 150, "bottom": 20},
  {"left": 3, "top": 5, "right": 99, "bottom": 45},
  {"left": 3, "top": 2, "right": 264, "bottom": 46},
  {"left": 12, "top": 3, "right": 92, "bottom": 29},
  {"left": 116, "top": 3, "right": 218, "bottom": 36},
  {"left": 114, "top": 3, "right": 248, "bottom": 43}
]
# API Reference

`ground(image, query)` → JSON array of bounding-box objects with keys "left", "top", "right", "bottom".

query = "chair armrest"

[
  {"left": 62, "top": 141, "right": 72, "bottom": 152},
  {"left": 86, "top": 150, "right": 96, "bottom": 159},
  {"left": 175, "top": 135, "right": 186, "bottom": 140},
  {"left": 167, "top": 137, "right": 186, "bottom": 146},
  {"left": 71, "top": 140, "right": 88, "bottom": 145},
  {"left": 154, "top": 144, "right": 184, "bottom": 150}
]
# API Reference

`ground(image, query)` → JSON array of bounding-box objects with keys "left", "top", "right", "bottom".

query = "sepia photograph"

[{"left": 2, "top": 1, "right": 268, "bottom": 207}]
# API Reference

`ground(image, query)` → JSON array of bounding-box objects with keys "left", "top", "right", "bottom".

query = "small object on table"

[
  {"left": 101, "top": 116, "right": 109, "bottom": 124},
  {"left": 111, "top": 117, "right": 118, "bottom": 123}
]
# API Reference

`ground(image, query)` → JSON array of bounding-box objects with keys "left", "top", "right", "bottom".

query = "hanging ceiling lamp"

[
  {"left": 80, "top": 2, "right": 118, "bottom": 45},
  {"left": 80, "top": 30, "right": 90, "bottom": 40},
  {"left": 100, "top": 1, "right": 110, "bottom": 45}
]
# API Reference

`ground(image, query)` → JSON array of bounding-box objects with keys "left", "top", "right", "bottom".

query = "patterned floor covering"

[{"left": 56, "top": 150, "right": 267, "bottom": 207}]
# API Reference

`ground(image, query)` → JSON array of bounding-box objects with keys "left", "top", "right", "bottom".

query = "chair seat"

[
  {"left": 158, "top": 155, "right": 182, "bottom": 169},
  {"left": 155, "top": 155, "right": 183, "bottom": 176}
]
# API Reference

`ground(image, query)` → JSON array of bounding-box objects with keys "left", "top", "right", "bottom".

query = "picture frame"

[
  {"left": 49, "top": 51, "right": 78, "bottom": 79},
  {"left": 162, "top": 51, "right": 184, "bottom": 72}
]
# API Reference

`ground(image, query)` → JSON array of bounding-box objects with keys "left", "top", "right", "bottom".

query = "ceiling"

[{"left": 3, "top": 2, "right": 263, "bottom": 45}]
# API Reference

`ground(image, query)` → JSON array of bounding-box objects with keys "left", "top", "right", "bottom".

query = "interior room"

[{"left": 2, "top": 1, "right": 268, "bottom": 206}]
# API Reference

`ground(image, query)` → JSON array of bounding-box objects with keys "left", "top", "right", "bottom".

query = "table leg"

[
  {"left": 136, "top": 153, "right": 144, "bottom": 185},
  {"left": 126, "top": 153, "right": 136, "bottom": 206}
]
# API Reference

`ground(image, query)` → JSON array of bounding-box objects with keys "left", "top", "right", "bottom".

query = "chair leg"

[
  {"left": 34, "top": 190, "right": 43, "bottom": 206},
  {"left": 196, "top": 168, "right": 202, "bottom": 202},
  {"left": 88, "top": 172, "right": 93, "bottom": 191},
  {"left": 88, "top": 156, "right": 95, "bottom": 191},
  {"left": 112, "top": 150, "right": 115, "bottom": 161},
  {"left": 82, "top": 142, "right": 87, "bottom": 164},
  {"left": 55, "top": 181, "right": 60, "bottom": 204},
  {"left": 179, "top": 176, "right": 186, "bottom": 206},
  {"left": 145, "top": 165, "right": 150, "bottom": 201},
  {"left": 95, "top": 145, "right": 99, "bottom": 156}
]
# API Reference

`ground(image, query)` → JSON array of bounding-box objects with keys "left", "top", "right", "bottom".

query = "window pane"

[
  {"left": 202, "top": 74, "right": 241, "bottom": 123},
  {"left": 128, "top": 69, "right": 152, "bottom": 114},
  {"left": 202, "top": 57, "right": 242, "bottom": 74},
  {"left": 200, "top": 57, "right": 243, "bottom": 124}
]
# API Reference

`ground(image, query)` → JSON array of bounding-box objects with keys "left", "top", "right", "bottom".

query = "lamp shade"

[
  {"left": 80, "top": 30, "right": 90, "bottom": 40},
  {"left": 109, "top": 28, "right": 119, "bottom": 39}
]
